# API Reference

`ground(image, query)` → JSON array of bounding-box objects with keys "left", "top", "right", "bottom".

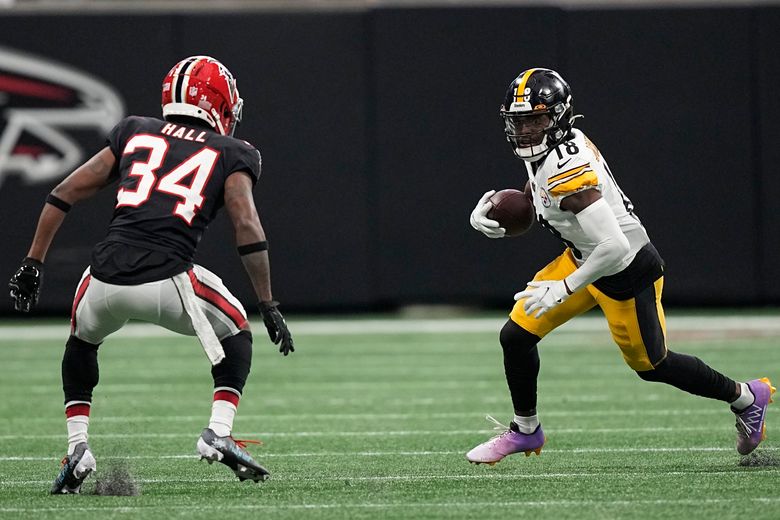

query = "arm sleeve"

[{"left": 564, "top": 198, "right": 631, "bottom": 293}]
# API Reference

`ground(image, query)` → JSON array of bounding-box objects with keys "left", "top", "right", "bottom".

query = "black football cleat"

[
  {"left": 196, "top": 428, "right": 270, "bottom": 483},
  {"left": 51, "top": 442, "right": 96, "bottom": 494}
]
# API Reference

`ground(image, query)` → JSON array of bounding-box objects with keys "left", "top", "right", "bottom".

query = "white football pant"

[{"left": 70, "top": 265, "right": 249, "bottom": 345}]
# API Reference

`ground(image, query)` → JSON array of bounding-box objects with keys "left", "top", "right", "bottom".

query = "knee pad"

[
  {"left": 500, "top": 320, "right": 540, "bottom": 355},
  {"left": 62, "top": 335, "right": 100, "bottom": 403},
  {"left": 212, "top": 331, "right": 253, "bottom": 394}
]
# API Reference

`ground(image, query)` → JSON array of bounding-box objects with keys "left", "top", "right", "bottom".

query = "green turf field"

[{"left": 0, "top": 313, "right": 778, "bottom": 519}]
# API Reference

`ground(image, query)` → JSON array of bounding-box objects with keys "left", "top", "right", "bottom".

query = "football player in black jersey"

[{"left": 8, "top": 56, "right": 292, "bottom": 492}]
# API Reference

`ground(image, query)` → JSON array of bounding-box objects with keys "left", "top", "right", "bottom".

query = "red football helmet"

[{"left": 161, "top": 56, "right": 243, "bottom": 136}]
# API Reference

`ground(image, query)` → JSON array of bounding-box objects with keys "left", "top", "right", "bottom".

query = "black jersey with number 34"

[{"left": 90, "top": 116, "right": 261, "bottom": 285}]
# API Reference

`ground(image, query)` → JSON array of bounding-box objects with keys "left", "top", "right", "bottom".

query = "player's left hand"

[
  {"left": 259, "top": 300, "right": 295, "bottom": 356},
  {"left": 8, "top": 257, "right": 44, "bottom": 313},
  {"left": 514, "top": 280, "right": 570, "bottom": 318}
]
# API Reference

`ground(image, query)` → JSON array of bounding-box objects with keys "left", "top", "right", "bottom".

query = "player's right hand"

[
  {"left": 470, "top": 190, "right": 506, "bottom": 238},
  {"left": 8, "top": 257, "right": 44, "bottom": 313},
  {"left": 259, "top": 300, "right": 295, "bottom": 356}
]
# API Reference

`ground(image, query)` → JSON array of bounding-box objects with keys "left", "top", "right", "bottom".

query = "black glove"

[
  {"left": 9, "top": 257, "right": 44, "bottom": 313},
  {"left": 259, "top": 300, "right": 294, "bottom": 356}
]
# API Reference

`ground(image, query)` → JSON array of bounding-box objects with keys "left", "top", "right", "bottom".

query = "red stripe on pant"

[
  {"left": 70, "top": 274, "right": 92, "bottom": 333},
  {"left": 187, "top": 269, "right": 248, "bottom": 329}
]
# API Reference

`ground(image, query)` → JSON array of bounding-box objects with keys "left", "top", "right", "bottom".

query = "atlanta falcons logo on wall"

[{"left": 0, "top": 46, "right": 124, "bottom": 190}]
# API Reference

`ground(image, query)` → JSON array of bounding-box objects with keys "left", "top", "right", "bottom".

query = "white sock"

[
  {"left": 513, "top": 414, "right": 539, "bottom": 434},
  {"left": 208, "top": 400, "right": 237, "bottom": 437},
  {"left": 730, "top": 382, "right": 755, "bottom": 411},
  {"left": 66, "top": 415, "right": 89, "bottom": 455}
]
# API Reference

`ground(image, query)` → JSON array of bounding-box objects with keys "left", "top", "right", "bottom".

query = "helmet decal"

[
  {"left": 509, "top": 68, "right": 537, "bottom": 112},
  {"left": 514, "top": 69, "right": 535, "bottom": 100}
]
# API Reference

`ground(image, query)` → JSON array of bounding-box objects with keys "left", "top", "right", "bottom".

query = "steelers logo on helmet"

[{"left": 500, "top": 68, "right": 576, "bottom": 162}]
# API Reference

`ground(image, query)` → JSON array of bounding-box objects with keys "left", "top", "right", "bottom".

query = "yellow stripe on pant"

[{"left": 510, "top": 249, "right": 667, "bottom": 371}]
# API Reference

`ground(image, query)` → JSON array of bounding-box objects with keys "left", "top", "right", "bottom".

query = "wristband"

[
  {"left": 237, "top": 241, "right": 268, "bottom": 256},
  {"left": 259, "top": 300, "right": 279, "bottom": 311},
  {"left": 22, "top": 257, "right": 44, "bottom": 268},
  {"left": 46, "top": 193, "right": 72, "bottom": 213}
]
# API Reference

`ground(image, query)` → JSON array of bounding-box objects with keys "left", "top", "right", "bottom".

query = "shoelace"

[
  {"left": 485, "top": 414, "right": 511, "bottom": 431},
  {"left": 231, "top": 437, "right": 263, "bottom": 450},
  {"left": 484, "top": 414, "right": 516, "bottom": 444},
  {"left": 735, "top": 415, "right": 755, "bottom": 436},
  {"left": 734, "top": 402, "right": 764, "bottom": 436},
  {"left": 737, "top": 415, "right": 750, "bottom": 437}
]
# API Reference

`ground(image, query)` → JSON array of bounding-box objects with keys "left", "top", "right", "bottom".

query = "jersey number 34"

[{"left": 116, "top": 134, "right": 219, "bottom": 225}]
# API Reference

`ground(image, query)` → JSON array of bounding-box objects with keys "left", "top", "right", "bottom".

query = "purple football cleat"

[
  {"left": 466, "top": 415, "right": 545, "bottom": 465},
  {"left": 734, "top": 377, "right": 776, "bottom": 455}
]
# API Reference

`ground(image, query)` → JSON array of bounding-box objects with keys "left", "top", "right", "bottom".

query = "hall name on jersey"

[{"left": 160, "top": 123, "right": 208, "bottom": 142}]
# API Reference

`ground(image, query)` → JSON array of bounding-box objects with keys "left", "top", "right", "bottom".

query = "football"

[{"left": 488, "top": 188, "right": 534, "bottom": 237}]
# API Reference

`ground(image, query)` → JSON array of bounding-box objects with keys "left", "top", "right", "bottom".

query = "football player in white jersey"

[{"left": 466, "top": 68, "right": 774, "bottom": 464}]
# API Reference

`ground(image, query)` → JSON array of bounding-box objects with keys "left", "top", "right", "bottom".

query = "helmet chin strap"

[{"left": 515, "top": 134, "right": 550, "bottom": 162}]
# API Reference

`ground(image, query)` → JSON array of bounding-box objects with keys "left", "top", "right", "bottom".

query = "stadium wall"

[{"left": 0, "top": 5, "right": 777, "bottom": 313}]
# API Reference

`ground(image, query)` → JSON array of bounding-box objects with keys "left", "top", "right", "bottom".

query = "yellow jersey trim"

[
  {"left": 548, "top": 163, "right": 590, "bottom": 184},
  {"left": 549, "top": 169, "right": 599, "bottom": 196}
]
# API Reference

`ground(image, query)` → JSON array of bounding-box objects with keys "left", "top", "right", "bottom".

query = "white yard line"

[
  {"left": 1, "top": 445, "right": 777, "bottom": 461},
  {"left": 2, "top": 497, "right": 780, "bottom": 513},
  {"left": 0, "top": 426, "right": 728, "bottom": 440},
  {"left": 3, "top": 469, "right": 779, "bottom": 488},
  {"left": 1, "top": 314, "right": 779, "bottom": 340},
  {"left": 9, "top": 408, "right": 774, "bottom": 424},
  {"left": 2, "top": 497, "right": 779, "bottom": 513}
]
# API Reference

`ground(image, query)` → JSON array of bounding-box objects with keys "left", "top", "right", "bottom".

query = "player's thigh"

[
  {"left": 71, "top": 269, "right": 128, "bottom": 344},
  {"left": 510, "top": 250, "right": 597, "bottom": 337},
  {"left": 71, "top": 268, "right": 248, "bottom": 342},
  {"left": 120, "top": 278, "right": 196, "bottom": 337},
  {"left": 188, "top": 265, "right": 250, "bottom": 340},
  {"left": 77, "top": 275, "right": 196, "bottom": 339},
  {"left": 591, "top": 276, "right": 667, "bottom": 371},
  {"left": 114, "top": 267, "right": 248, "bottom": 340}
]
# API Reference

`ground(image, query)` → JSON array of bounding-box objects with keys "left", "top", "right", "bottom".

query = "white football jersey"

[{"left": 524, "top": 129, "right": 650, "bottom": 265}]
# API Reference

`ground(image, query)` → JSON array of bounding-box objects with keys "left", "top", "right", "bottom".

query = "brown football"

[{"left": 487, "top": 188, "right": 535, "bottom": 237}]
